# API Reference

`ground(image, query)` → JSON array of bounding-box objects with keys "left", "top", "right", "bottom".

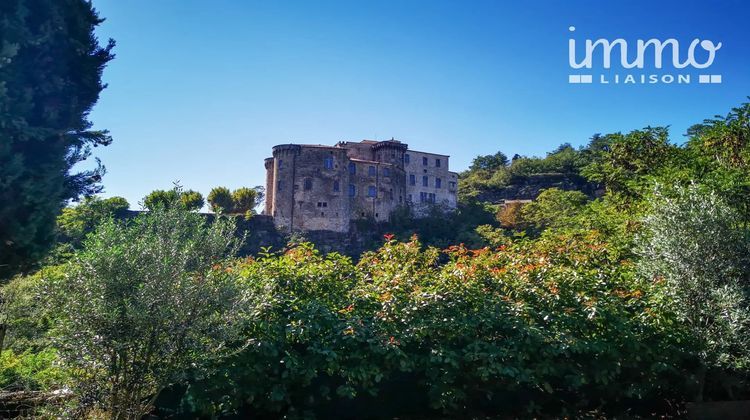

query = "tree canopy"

[{"left": 0, "top": 0, "right": 114, "bottom": 279}]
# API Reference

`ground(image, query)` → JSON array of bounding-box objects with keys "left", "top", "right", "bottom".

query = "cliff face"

[{"left": 473, "top": 173, "right": 601, "bottom": 203}]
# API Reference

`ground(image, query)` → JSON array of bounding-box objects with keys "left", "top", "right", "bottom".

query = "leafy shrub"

[
  {"left": 48, "top": 203, "right": 247, "bottom": 418},
  {"left": 637, "top": 184, "right": 750, "bottom": 401},
  {"left": 0, "top": 265, "right": 65, "bottom": 353},
  {"left": 0, "top": 348, "right": 67, "bottom": 392},
  {"left": 520, "top": 188, "right": 588, "bottom": 230},
  {"left": 497, "top": 201, "right": 526, "bottom": 229},
  {"left": 179, "top": 189, "right": 205, "bottom": 211},
  {"left": 56, "top": 196, "right": 130, "bottom": 247},
  {"left": 143, "top": 187, "right": 204, "bottom": 211},
  {"left": 179, "top": 233, "right": 690, "bottom": 418}
]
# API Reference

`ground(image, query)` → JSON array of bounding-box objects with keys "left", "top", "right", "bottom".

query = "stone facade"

[{"left": 265, "top": 139, "right": 458, "bottom": 232}]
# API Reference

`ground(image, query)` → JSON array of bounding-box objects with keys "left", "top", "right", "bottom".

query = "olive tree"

[
  {"left": 637, "top": 184, "right": 750, "bottom": 401},
  {"left": 48, "top": 200, "right": 247, "bottom": 418}
]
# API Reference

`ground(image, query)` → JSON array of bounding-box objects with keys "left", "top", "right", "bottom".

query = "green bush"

[
  {"left": 207, "top": 186, "right": 234, "bottom": 213},
  {"left": 179, "top": 233, "right": 691, "bottom": 418},
  {"left": 0, "top": 348, "right": 67, "bottom": 391},
  {"left": 48, "top": 203, "right": 246, "bottom": 418}
]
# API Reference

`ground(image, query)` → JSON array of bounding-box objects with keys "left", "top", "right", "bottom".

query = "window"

[
  {"left": 277, "top": 181, "right": 284, "bottom": 191},
  {"left": 349, "top": 162, "right": 356, "bottom": 174},
  {"left": 420, "top": 192, "right": 427, "bottom": 203},
  {"left": 278, "top": 159, "right": 283, "bottom": 169},
  {"left": 409, "top": 174, "right": 416, "bottom": 185},
  {"left": 408, "top": 194, "right": 413, "bottom": 202},
  {"left": 368, "top": 186, "right": 377, "bottom": 197},
  {"left": 383, "top": 167, "right": 390, "bottom": 177},
  {"left": 324, "top": 157, "right": 334, "bottom": 169},
  {"left": 449, "top": 181, "right": 456, "bottom": 189},
  {"left": 333, "top": 180, "right": 340, "bottom": 192},
  {"left": 422, "top": 176, "right": 428, "bottom": 187},
  {"left": 349, "top": 184, "right": 356, "bottom": 197},
  {"left": 422, "top": 157, "right": 428, "bottom": 166},
  {"left": 368, "top": 166, "right": 376, "bottom": 176},
  {"left": 429, "top": 193, "right": 436, "bottom": 203},
  {"left": 405, "top": 154, "right": 410, "bottom": 164},
  {"left": 317, "top": 202, "right": 328, "bottom": 208},
  {"left": 435, "top": 177, "right": 442, "bottom": 188},
  {"left": 304, "top": 178, "right": 312, "bottom": 191},
  {"left": 436, "top": 158, "right": 441, "bottom": 167}
]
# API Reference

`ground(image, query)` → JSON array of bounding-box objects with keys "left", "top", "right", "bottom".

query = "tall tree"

[
  {"left": 207, "top": 187, "right": 234, "bottom": 214},
  {"left": 0, "top": 0, "right": 114, "bottom": 279}
]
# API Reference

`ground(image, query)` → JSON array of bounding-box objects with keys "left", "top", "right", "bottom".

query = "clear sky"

[{"left": 86, "top": 0, "right": 750, "bottom": 209}]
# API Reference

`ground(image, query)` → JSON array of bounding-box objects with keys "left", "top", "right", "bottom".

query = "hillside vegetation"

[{"left": 2, "top": 101, "right": 750, "bottom": 418}]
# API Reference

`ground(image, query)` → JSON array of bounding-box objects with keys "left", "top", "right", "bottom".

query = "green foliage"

[
  {"left": 637, "top": 184, "right": 750, "bottom": 401},
  {"left": 0, "top": 0, "right": 115, "bottom": 279},
  {"left": 521, "top": 188, "right": 588, "bottom": 230},
  {"left": 48, "top": 204, "right": 247, "bottom": 418},
  {"left": 683, "top": 101, "right": 750, "bottom": 224},
  {"left": 56, "top": 196, "right": 130, "bottom": 247},
  {"left": 179, "top": 190, "right": 205, "bottom": 211},
  {"left": 142, "top": 189, "right": 179, "bottom": 210},
  {"left": 0, "top": 348, "right": 67, "bottom": 391},
  {"left": 581, "top": 127, "right": 677, "bottom": 199},
  {"left": 469, "top": 151, "right": 509, "bottom": 171},
  {"left": 179, "top": 234, "right": 690, "bottom": 418},
  {"left": 232, "top": 187, "right": 260, "bottom": 214},
  {"left": 207, "top": 186, "right": 234, "bottom": 213},
  {"left": 0, "top": 265, "right": 65, "bottom": 353},
  {"left": 143, "top": 187, "right": 204, "bottom": 211},
  {"left": 458, "top": 142, "right": 594, "bottom": 201},
  {"left": 384, "top": 200, "right": 497, "bottom": 249}
]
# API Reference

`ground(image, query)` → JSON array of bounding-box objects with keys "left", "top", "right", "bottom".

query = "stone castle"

[{"left": 264, "top": 139, "right": 458, "bottom": 232}]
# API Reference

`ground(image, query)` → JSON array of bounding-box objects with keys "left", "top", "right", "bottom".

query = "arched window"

[
  {"left": 324, "top": 157, "right": 334, "bottom": 169},
  {"left": 304, "top": 178, "right": 312, "bottom": 191},
  {"left": 348, "top": 184, "right": 356, "bottom": 197},
  {"left": 349, "top": 162, "right": 356, "bottom": 174}
]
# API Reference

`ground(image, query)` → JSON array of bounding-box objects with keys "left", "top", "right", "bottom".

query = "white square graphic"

[
  {"left": 711, "top": 75, "right": 722, "bottom": 83},
  {"left": 580, "top": 75, "right": 593, "bottom": 83},
  {"left": 569, "top": 75, "right": 581, "bottom": 83},
  {"left": 699, "top": 75, "right": 711, "bottom": 83}
]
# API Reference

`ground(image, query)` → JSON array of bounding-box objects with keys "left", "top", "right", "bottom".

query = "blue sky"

[{"left": 86, "top": 0, "right": 750, "bottom": 208}]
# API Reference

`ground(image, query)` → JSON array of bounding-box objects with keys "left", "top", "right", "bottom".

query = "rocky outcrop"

[{"left": 474, "top": 173, "right": 601, "bottom": 203}]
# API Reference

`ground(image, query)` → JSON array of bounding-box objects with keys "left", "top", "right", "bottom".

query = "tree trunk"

[
  {"left": 696, "top": 365, "right": 707, "bottom": 402},
  {"left": 0, "top": 323, "right": 6, "bottom": 354}
]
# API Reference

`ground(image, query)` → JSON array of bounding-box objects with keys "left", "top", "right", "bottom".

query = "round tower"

[
  {"left": 371, "top": 140, "right": 409, "bottom": 221},
  {"left": 263, "top": 157, "right": 274, "bottom": 215}
]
